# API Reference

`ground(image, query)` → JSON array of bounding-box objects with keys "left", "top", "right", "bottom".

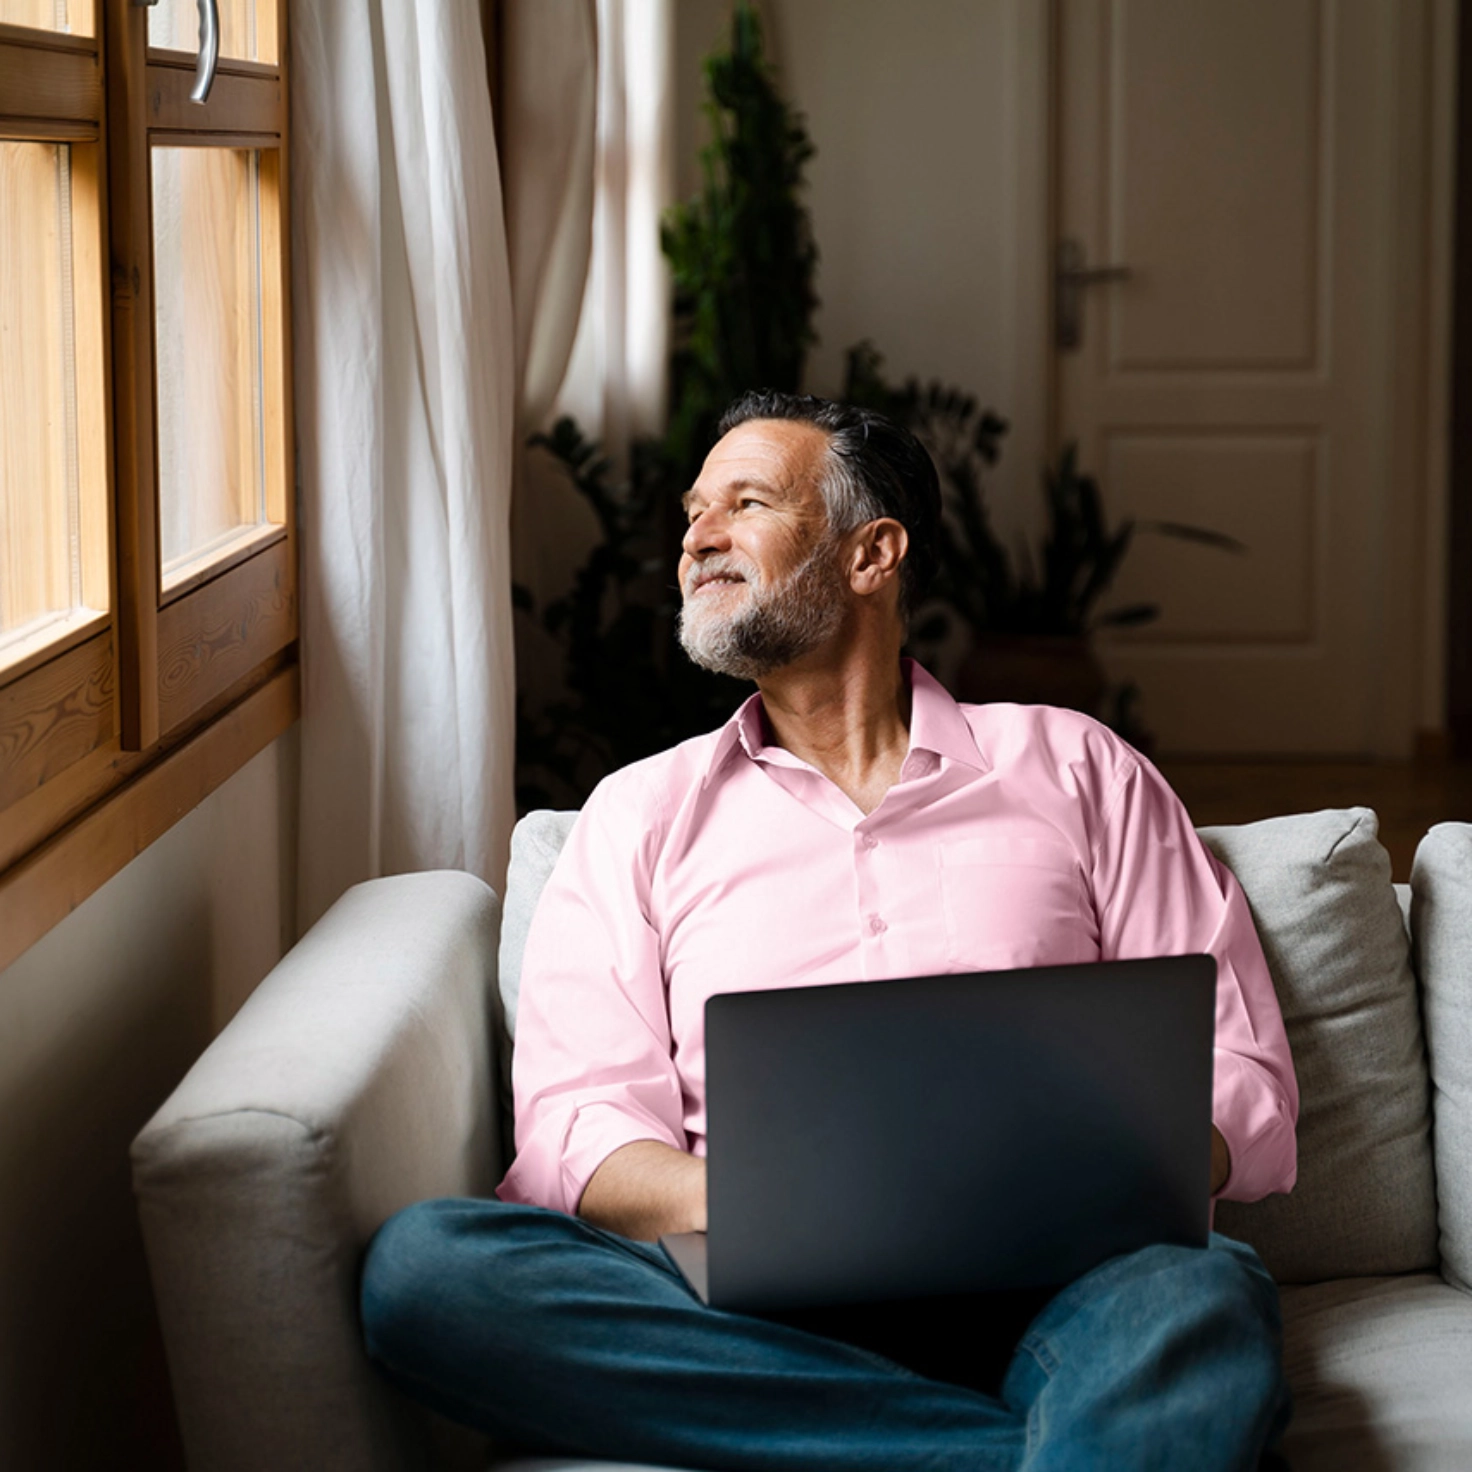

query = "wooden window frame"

[{"left": 0, "top": 0, "right": 298, "bottom": 972}]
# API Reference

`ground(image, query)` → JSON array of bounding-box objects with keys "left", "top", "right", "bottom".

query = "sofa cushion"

[
  {"left": 501, "top": 810, "right": 581, "bottom": 1041},
  {"left": 1411, "top": 822, "right": 1472, "bottom": 1291},
  {"left": 1203, "top": 809, "right": 1438, "bottom": 1282},
  {"left": 1277, "top": 1275, "right": 1472, "bottom": 1471}
]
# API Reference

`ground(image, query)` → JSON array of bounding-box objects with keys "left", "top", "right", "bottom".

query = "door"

[{"left": 1055, "top": 0, "right": 1427, "bottom": 754}]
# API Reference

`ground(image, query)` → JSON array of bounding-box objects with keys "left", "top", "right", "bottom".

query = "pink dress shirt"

[{"left": 499, "top": 660, "right": 1298, "bottom": 1217}]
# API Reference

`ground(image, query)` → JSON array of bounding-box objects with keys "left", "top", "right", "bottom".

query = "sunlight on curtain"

[
  {"left": 557, "top": 0, "right": 675, "bottom": 460},
  {"left": 292, "top": 1, "right": 516, "bottom": 926},
  {"left": 504, "top": 0, "right": 597, "bottom": 438},
  {"left": 503, "top": 0, "right": 597, "bottom": 624},
  {"left": 511, "top": 0, "right": 673, "bottom": 622}
]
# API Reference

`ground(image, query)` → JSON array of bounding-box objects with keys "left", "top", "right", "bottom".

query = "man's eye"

[{"left": 738, "top": 498, "right": 765, "bottom": 511}]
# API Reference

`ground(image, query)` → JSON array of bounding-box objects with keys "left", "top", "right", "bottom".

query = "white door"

[{"left": 1055, "top": 0, "right": 1434, "bottom": 755}]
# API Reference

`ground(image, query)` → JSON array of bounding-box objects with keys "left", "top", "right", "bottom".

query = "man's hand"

[
  {"left": 577, "top": 1140, "right": 708, "bottom": 1242},
  {"left": 1210, "top": 1125, "right": 1231, "bottom": 1195}
]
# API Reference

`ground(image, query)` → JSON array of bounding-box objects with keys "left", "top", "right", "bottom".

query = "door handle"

[{"left": 1056, "top": 238, "right": 1133, "bottom": 350}]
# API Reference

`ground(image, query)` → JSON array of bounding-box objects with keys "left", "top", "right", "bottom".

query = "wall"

[
  {"left": 675, "top": 0, "right": 1047, "bottom": 532},
  {"left": 0, "top": 731, "right": 298, "bottom": 1469}
]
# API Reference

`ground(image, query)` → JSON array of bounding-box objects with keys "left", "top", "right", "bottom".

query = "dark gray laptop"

[{"left": 660, "top": 955, "right": 1216, "bottom": 1314}]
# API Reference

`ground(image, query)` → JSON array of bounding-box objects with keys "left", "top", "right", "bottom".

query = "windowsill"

[
  {"left": 161, "top": 521, "right": 287, "bottom": 604},
  {"left": 0, "top": 606, "right": 109, "bottom": 682}
]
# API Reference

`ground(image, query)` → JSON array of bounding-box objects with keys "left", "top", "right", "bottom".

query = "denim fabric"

[{"left": 361, "top": 1200, "right": 1289, "bottom": 1471}]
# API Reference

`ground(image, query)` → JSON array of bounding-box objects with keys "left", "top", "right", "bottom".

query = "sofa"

[{"left": 131, "top": 807, "right": 1472, "bottom": 1470}]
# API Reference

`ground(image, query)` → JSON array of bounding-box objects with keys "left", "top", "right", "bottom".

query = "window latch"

[
  {"left": 129, "top": 0, "right": 218, "bottom": 106},
  {"left": 189, "top": 0, "right": 220, "bottom": 104}
]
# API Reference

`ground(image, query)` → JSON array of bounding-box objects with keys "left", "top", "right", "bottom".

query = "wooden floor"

[{"left": 1157, "top": 756, "right": 1472, "bottom": 883}]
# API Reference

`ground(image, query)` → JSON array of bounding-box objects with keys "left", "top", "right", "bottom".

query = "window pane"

[
  {"left": 147, "top": 0, "right": 273, "bottom": 66},
  {"left": 0, "top": 0, "right": 93, "bottom": 37},
  {"left": 0, "top": 142, "right": 83, "bottom": 657},
  {"left": 152, "top": 146, "right": 271, "bottom": 589}
]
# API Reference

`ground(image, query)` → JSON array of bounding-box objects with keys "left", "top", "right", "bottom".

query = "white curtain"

[
  {"left": 503, "top": 0, "right": 599, "bottom": 438},
  {"left": 557, "top": 0, "right": 675, "bottom": 462},
  {"left": 503, "top": 0, "right": 600, "bottom": 616},
  {"left": 292, "top": 3, "right": 517, "bottom": 927},
  {"left": 513, "top": 0, "right": 675, "bottom": 618}
]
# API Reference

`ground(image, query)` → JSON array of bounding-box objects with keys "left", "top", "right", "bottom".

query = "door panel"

[
  {"left": 1057, "top": 0, "right": 1405, "bottom": 753},
  {"left": 1106, "top": 2, "right": 1320, "bottom": 372}
]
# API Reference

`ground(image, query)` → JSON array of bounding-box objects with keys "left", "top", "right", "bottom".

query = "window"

[{"left": 0, "top": 0, "right": 297, "bottom": 968}]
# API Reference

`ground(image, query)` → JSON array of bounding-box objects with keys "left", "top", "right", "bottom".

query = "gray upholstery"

[
  {"left": 1201, "top": 810, "right": 1438, "bottom": 1282},
  {"left": 1412, "top": 824, "right": 1472, "bottom": 1292},
  {"left": 494, "top": 811, "right": 581, "bottom": 1170},
  {"left": 132, "top": 872, "right": 501, "bottom": 1472},
  {"left": 133, "top": 814, "right": 1472, "bottom": 1471},
  {"left": 499, "top": 810, "right": 580, "bottom": 1042},
  {"left": 1277, "top": 1275, "right": 1472, "bottom": 1471}
]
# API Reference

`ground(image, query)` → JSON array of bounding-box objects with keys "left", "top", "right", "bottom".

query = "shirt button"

[
  {"left": 867, "top": 914, "right": 887, "bottom": 936},
  {"left": 860, "top": 834, "right": 879, "bottom": 851}
]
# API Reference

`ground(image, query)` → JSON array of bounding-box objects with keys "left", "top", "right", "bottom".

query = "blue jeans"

[{"left": 360, "top": 1199, "right": 1290, "bottom": 1471}]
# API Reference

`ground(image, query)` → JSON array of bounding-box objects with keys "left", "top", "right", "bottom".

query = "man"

[{"left": 362, "top": 392, "right": 1299, "bottom": 1470}]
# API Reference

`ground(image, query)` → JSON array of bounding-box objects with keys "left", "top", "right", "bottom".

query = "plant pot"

[{"left": 953, "top": 633, "right": 1108, "bottom": 716}]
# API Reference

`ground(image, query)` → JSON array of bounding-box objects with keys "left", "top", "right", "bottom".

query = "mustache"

[{"left": 682, "top": 555, "right": 760, "bottom": 597}]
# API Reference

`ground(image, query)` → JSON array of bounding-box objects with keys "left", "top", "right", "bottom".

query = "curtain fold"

[
  {"left": 502, "top": 0, "right": 601, "bottom": 615},
  {"left": 510, "top": 0, "right": 675, "bottom": 621},
  {"left": 557, "top": 0, "right": 675, "bottom": 464},
  {"left": 292, "top": 1, "right": 517, "bottom": 927},
  {"left": 504, "top": 0, "right": 599, "bottom": 436}
]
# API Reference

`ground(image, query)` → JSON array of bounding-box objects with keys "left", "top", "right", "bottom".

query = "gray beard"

[{"left": 678, "top": 537, "right": 848, "bottom": 680}]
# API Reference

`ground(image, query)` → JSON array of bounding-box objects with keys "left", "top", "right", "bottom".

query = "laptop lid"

[{"left": 673, "top": 955, "right": 1215, "bottom": 1315}]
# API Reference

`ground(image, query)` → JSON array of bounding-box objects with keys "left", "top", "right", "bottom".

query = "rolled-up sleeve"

[
  {"left": 1090, "top": 752, "right": 1299, "bottom": 1204},
  {"left": 497, "top": 772, "right": 685, "bottom": 1215}
]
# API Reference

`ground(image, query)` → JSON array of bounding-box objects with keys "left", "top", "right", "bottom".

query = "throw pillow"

[{"left": 1204, "top": 809, "right": 1438, "bottom": 1282}]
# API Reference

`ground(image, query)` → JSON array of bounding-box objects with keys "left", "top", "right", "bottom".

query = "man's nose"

[{"left": 682, "top": 506, "right": 732, "bottom": 557}]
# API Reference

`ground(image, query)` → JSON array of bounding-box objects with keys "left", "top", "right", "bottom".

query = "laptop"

[{"left": 660, "top": 955, "right": 1216, "bottom": 1315}]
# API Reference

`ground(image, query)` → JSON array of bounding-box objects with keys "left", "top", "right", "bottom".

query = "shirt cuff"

[
  {"left": 498, "top": 1099, "right": 685, "bottom": 1216},
  {"left": 1212, "top": 1049, "right": 1298, "bottom": 1203}
]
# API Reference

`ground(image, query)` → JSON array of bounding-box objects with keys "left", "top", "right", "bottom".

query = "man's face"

[{"left": 678, "top": 419, "right": 849, "bottom": 679}]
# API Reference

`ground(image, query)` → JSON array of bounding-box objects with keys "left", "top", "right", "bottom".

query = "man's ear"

[{"left": 847, "top": 518, "right": 909, "bottom": 597}]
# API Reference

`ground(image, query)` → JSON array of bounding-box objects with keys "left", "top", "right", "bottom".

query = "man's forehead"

[{"left": 687, "top": 419, "right": 830, "bottom": 504}]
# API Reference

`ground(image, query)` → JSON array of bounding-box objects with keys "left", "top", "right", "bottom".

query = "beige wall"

[
  {"left": 0, "top": 732, "right": 298, "bottom": 1468},
  {"left": 768, "top": 2, "right": 1012, "bottom": 407},
  {"left": 675, "top": 0, "right": 1046, "bottom": 527}
]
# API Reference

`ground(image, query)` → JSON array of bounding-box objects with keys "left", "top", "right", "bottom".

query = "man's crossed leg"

[{"left": 361, "top": 1199, "right": 1290, "bottom": 1472}]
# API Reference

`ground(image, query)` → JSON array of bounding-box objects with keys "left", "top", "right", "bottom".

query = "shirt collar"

[
  {"left": 703, "top": 658, "right": 990, "bottom": 781},
  {"left": 904, "top": 659, "right": 990, "bottom": 772}
]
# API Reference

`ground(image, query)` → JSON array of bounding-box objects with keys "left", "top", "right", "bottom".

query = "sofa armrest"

[{"left": 131, "top": 871, "right": 501, "bottom": 1472}]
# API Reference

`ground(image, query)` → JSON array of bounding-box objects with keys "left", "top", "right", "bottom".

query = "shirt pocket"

[{"left": 937, "top": 835, "right": 1096, "bottom": 972}]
